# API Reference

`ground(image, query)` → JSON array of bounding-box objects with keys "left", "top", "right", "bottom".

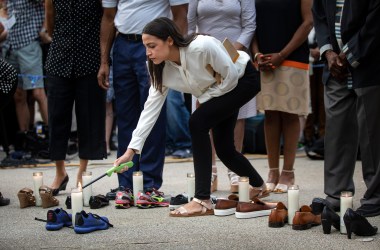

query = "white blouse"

[{"left": 128, "top": 35, "right": 250, "bottom": 152}]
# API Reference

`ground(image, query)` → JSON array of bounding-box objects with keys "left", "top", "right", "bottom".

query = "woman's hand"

[
  {"left": 114, "top": 148, "right": 135, "bottom": 173},
  {"left": 258, "top": 52, "right": 284, "bottom": 71}
]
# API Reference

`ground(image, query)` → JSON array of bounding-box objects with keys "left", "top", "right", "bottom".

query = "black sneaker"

[
  {"left": 169, "top": 194, "right": 189, "bottom": 211},
  {"left": 106, "top": 186, "right": 125, "bottom": 200}
]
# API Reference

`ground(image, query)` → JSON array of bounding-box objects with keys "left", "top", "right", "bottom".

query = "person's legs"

[
  {"left": 105, "top": 101, "right": 113, "bottom": 154},
  {"left": 113, "top": 37, "right": 166, "bottom": 190},
  {"left": 355, "top": 85, "right": 380, "bottom": 214},
  {"left": 47, "top": 76, "right": 74, "bottom": 189},
  {"left": 324, "top": 78, "right": 358, "bottom": 209},
  {"left": 276, "top": 111, "right": 299, "bottom": 190},
  {"left": 264, "top": 110, "right": 281, "bottom": 190}
]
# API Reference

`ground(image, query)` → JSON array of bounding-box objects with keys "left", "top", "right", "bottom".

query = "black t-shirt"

[
  {"left": 45, "top": 0, "right": 103, "bottom": 78},
  {"left": 255, "top": 0, "right": 309, "bottom": 64}
]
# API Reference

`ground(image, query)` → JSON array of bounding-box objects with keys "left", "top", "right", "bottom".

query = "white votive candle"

[
  {"left": 71, "top": 185, "right": 83, "bottom": 226},
  {"left": 340, "top": 191, "right": 353, "bottom": 234},
  {"left": 133, "top": 171, "right": 143, "bottom": 206},
  {"left": 33, "top": 172, "right": 43, "bottom": 206},
  {"left": 287, "top": 185, "right": 300, "bottom": 225},
  {"left": 238, "top": 177, "right": 250, "bottom": 202},
  {"left": 82, "top": 172, "right": 92, "bottom": 207},
  {"left": 187, "top": 173, "right": 195, "bottom": 202}
]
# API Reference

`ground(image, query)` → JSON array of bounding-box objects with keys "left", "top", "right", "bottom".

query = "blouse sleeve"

[
  {"left": 128, "top": 85, "right": 169, "bottom": 153},
  {"left": 236, "top": 0, "right": 256, "bottom": 49},
  {"left": 187, "top": 0, "right": 198, "bottom": 35}
]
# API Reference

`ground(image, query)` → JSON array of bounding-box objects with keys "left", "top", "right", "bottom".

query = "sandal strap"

[
  {"left": 282, "top": 169, "right": 294, "bottom": 173},
  {"left": 192, "top": 198, "right": 212, "bottom": 210},
  {"left": 19, "top": 188, "right": 34, "bottom": 194}
]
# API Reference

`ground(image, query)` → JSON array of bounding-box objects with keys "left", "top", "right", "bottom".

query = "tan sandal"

[
  {"left": 228, "top": 171, "right": 239, "bottom": 193},
  {"left": 17, "top": 188, "right": 36, "bottom": 208},
  {"left": 39, "top": 185, "right": 59, "bottom": 208},
  {"left": 250, "top": 184, "right": 270, "bottom": 200},
  {"left": 170, "top": 198, "right": 214, "bottom": 217},
  {"left": 273, "top": 169, "right": 295, "bottom": 194}
]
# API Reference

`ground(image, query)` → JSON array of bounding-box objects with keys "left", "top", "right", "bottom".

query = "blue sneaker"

[
  {"left": 45, "top": 208, "right": 72, "bottom": 231},
  {"left": 74, "top": 211, "right": 113, "bottom": 234}
]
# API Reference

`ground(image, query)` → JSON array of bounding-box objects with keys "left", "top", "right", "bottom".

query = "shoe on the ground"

[
  {"left": 356, "top": 204, "right": 380, "bottom": 217},
  {"left": 228, "top": 172, "right": 239, "bottom": 193},
  {"left": 46, "top": 208, "right": 72, "bottom": 231},
  {"left": 115, "top": 188, "right": 133, "bottom": 209},
  {"left": 136, "top": 188, "right": 170, "bottom": 209},
  {"left": 214, "top": 198, "right": 239, "bottom": 216},
  {"left": 106, "top": 186, "right": 125, "bottom": 200},
  {"left": 268, "top": 202, "right": 288, "bottom": 228},
  {"left": 65, "top": 196, "right": 71, "bottom": 209},
  {"left": 39, "top": 185, "right": 59, "bottom": 208},
  {"left": 292, "top": 205, "right": 321, "bottom": 230},
  {"left": 0, "top": 192, "right": 10, "bottom": 206},
  {"left": 17, "top": 187, "right": 36, "bottom": 208},
  {"left": 169, "top": 194, "right": 189, "bottom": 211},
  {"left": 235, "top": 198, "right": 277, "bottom": 219},
  {"left": 171, "top": 149, "right": 192, "bottom": 159},
  {"left": 74, "top": 210, "right": 113, "bottom": 234},
  {"left": 90, "top": 194, "right": 110, "bottom": 209}
]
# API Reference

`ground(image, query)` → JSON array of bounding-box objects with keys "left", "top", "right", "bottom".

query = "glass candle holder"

[
  {"left": 33, "top": 172, "right": 43, "bottom": 206},
  {"left": 340, "top": 191, "right": 353, "bottom": 234},
  {"left": 82, "top": 172, "right": 92, "bottom": 207},
  {"left": 187, "top": 173, "right": 195, "bottom": 202},
  {"left": 238, "top": 177, "right": 250, "bottom": 202},
  {"left": 287, "top": 185, "right": 300, "bottom": 225},
  {"left": 132, "top": 171, "right": 143, "bottom": 206},
  {"left": 71, "top": 185, "right": 83, "bottom": 226}
]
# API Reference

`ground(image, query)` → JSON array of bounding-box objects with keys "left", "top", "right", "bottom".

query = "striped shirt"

[{"left": 4, "top": 0, "right": 44, "bottom": 49}]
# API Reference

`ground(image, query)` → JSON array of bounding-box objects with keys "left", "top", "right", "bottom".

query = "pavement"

[{"left": 0, "top": 151, "right": 379, "bottom": 250}]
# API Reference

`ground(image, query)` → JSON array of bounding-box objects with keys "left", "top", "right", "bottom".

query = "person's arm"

[
  {"left": 171, "top": 3, "right": 188, "bottom": 36},
  {"left": 267, "top": 0, "right": 313, "bottom": 67},
  {"left": 187, "top": 0, "right": 197, "bottom": 35},
  {"left": 234, "top": 0, "right": 256, "bottom": 50},
  {"left": 0, "top": 23, "right": 6, "bottom": 43},
  {"left": 97, "top": 4, "right": 117, "bottom": 90},
  {"left": 44, "top": 0, "right": 55, "bottom": 38},
  {"left": 341, "top": 0, "right": 380, "bottom": 69},
  {"left": 0, "top": 22, "right": 4, "bottom": 34}
]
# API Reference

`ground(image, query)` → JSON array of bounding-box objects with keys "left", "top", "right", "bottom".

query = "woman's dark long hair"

[{"left": 143, "top": 17, "right": 197, "bottom": 93}]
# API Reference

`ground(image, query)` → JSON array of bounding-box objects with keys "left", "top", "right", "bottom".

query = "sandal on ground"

[
  {"left": 17, "top": 188, "right": 36, "bottom": 208},
  {"left": 273, "top": 169, "right": 294, "bottom": 194},
  {"left": 40, "top": 185, "right": 59, "bottom": 208},
  {"left": 228, "top": 171, "right": 239, "bottom": 193},
  {"left": 250, "top": 184, "right": 270, "bottom": 200},
  {"left": 266, "top": 168, "right": 279, "bottom": 192},
  {"left": 170, "top": 198, "right": 214, "bottom": 217},
  {"left": 0, "top": 192, "right": 10, "bottom": 206}
]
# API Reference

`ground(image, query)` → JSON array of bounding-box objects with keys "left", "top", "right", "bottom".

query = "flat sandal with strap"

[{"left": 170, "top": 198, "right": 214, "bottom": 217}]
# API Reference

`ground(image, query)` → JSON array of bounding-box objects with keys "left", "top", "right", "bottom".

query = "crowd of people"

[{"left": 0, "top": 0, "right": 379, "bottom": 218}]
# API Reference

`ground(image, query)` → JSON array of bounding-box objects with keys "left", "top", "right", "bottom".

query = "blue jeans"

[
  {"left": 166, "top": 89, "right": 191, "bottom": 150},
  {"left": 112, "top": 35, "right": 166, "bottom": 190}
]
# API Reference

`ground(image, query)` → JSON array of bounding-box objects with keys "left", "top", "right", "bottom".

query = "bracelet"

[{"left": 254, "top": 52, "right": 262, "bottom": 62}]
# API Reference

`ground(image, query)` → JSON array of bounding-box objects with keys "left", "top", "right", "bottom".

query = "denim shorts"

[{"left": 2, "top": 41, "right": 44, "bottom": 90}]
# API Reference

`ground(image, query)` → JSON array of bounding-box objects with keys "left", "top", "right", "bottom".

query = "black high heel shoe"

[
  {"left": 52, "top": 175, "right": 69, "bottom": 196},
  {"left": 343, "top": 208, "right": 378, "bottom": 239},
  {"left": 321, "top": 205, "right": 340, "bottom": 234}
]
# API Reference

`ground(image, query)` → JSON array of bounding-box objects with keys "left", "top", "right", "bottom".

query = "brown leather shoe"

[
  {"left": 17, "top": 188, "right": 36, "bottom": 208},
  {"left": 214, "top": 199, "right": 239, "bottom": 216},
  {"left": 268, "top": 202, "right": 288, "bottom": 227},
  {"left": 292, "top": 205, "right": 321, "bottom": 230},
  {"left": 39, "top": 185, "right": 59, "bottom": 209},
  {"left": 235, "top": 198, "right": 277, "bottom": 219}
]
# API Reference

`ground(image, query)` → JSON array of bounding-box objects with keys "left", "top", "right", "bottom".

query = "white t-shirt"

[
  {"left": 102, "top": 0, "right": 189, "bottom": 34},
  {"left": 129, "top": 35, "right": 251, "bottom": 152}
]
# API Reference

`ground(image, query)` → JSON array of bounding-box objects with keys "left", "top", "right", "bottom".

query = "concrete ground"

[{"left": 0, "top": 151, "right": 379, "bottom": 250}]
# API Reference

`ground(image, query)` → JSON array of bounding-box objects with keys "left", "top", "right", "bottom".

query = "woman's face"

[{"left": 142, "top": 34, "right": 172, "bottom": 64}]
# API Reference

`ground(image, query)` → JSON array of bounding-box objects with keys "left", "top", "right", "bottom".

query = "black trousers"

[
  {"left": 47, "top": 74, "right": 106, "bottom": 160},
  {"left": 190, "top": 63, "right": 263, "bottom": 199}
]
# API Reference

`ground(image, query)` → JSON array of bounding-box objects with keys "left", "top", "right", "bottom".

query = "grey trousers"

[{"left": 324, "top": 78, "right": 380, "bottom": 207}]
